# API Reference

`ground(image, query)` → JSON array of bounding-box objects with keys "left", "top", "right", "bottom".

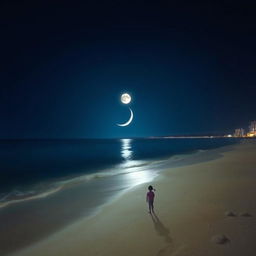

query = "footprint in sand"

[
  {"left": 225, "top": 211, "right": 237, "bottom": 217},
  {"left": 225, "top": 210, "right": 252, "bottom": 217},
  {"left": 211, "top": 234, "right": 230, "bottom": 245},
  {"left": 214, "top": 211, "right": 252, "bottom": 246},
  {"left": 239, "top": 212, "right": 252, "bottom": 217}
]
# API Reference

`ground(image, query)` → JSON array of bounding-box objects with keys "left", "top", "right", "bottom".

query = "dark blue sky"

[{"left": 1, "top": 1, "right": 256, "bottom": 138}]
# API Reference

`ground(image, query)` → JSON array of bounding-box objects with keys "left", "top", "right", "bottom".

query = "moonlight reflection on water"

[{"left": 121, "top": 139, "right": 133, "bottom": 160}]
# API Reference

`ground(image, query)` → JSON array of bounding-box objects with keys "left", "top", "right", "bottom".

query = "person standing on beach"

[{"left": 146, "top": 185, "right": 155, "bottom": 214}]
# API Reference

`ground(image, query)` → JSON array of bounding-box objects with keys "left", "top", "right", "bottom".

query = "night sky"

[{"left": 1, "top": 1, "right": 256, "bottom": 139}]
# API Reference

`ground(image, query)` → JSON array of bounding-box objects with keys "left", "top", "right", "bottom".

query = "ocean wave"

[
  {"left": 0, "top": 149, "right": 209, "bottom": 209},
  {"left": 57, "top": 160, "right": 157, "bottom": 186},
  {"left": 0, "top": 159, "right": 160, "bottom": 209},
  {"left": 0, "top": 186, "right": 62, "bottom": 209},
  {"left": 197, "top": 149, "right": 207, "bottom": 153},
  {"left": 167, "top": 148, "right": 208, "bottom": 161}
]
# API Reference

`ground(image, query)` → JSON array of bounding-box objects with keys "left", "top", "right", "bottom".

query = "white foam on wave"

[
  {"left": 0, "top": 159, "right": 161, "bottom": 209},
  {"left": 0, "top": 186, "right": 62, "bottom": 209},
  {"left": 0, "top": 150, "right": 204, "bottom": 209},
  {"left": 166, "top": 148, "right": 208, "bottom": 162},
  {"left": 56, "top": 160, "right": 157, "bottom": 187}
]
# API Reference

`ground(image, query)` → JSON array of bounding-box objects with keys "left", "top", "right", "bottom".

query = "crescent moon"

[{"left": 117, "top": 108, "right": 133, "bottom": 127}]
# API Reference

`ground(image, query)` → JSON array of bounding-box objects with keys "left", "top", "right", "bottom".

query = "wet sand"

[{"left": 7, "top": 140, "right": 256, "bottom": 256}]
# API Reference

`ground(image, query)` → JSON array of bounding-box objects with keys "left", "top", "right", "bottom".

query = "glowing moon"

[
  {"left": 121, "top": 93, "right": 131, "bottom": 104},
  {"left": 117, "top": 108, "right": 133, "bottom": 127}
]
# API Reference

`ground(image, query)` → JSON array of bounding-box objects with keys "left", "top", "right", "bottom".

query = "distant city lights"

[{"left": 230, "top": 121, "right": 256, "bottom": 138}]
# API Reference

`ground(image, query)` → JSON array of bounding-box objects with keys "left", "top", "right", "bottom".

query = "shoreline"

[
  {"left": 9, "top": 140, "right": 256, "bottom": 256},
  {"left": 0, "top": 142, "right": 235, "bottom": 256},
  {"left": 0, "top": 141, "right": 237, "bottom": 210}
]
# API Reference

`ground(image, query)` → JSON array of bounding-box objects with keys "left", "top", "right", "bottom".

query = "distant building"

[
  {"left": 247, "top": 121, "right": 256, "bottom": 137},
  {"left": 234, "top": 128, "right": 245, "bottom": 137},
  {"left": 249, "top": 121, "right": 256, "bottom": 133}
]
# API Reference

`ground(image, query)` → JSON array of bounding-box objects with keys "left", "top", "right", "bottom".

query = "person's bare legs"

[{"left": 148, "top": 201, "right": 154, "bottom": 214}]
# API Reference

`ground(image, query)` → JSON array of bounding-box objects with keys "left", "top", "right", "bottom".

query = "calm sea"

[{"left": 0, "top": 138, "right": 239, "bottom": 205}]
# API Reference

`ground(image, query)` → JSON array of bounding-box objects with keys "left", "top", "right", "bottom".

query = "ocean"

[{"left": 0, "top": 138, "right": 239, "bottom": 207}]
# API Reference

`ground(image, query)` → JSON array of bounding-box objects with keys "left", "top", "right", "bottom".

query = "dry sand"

[{"left": 11, "top": 140, "right": 256, "bottom": 256}]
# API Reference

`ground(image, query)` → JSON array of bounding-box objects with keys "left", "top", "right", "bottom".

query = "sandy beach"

[{"left": 8, "top": 140, "right": 256, "bottom": 256}]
